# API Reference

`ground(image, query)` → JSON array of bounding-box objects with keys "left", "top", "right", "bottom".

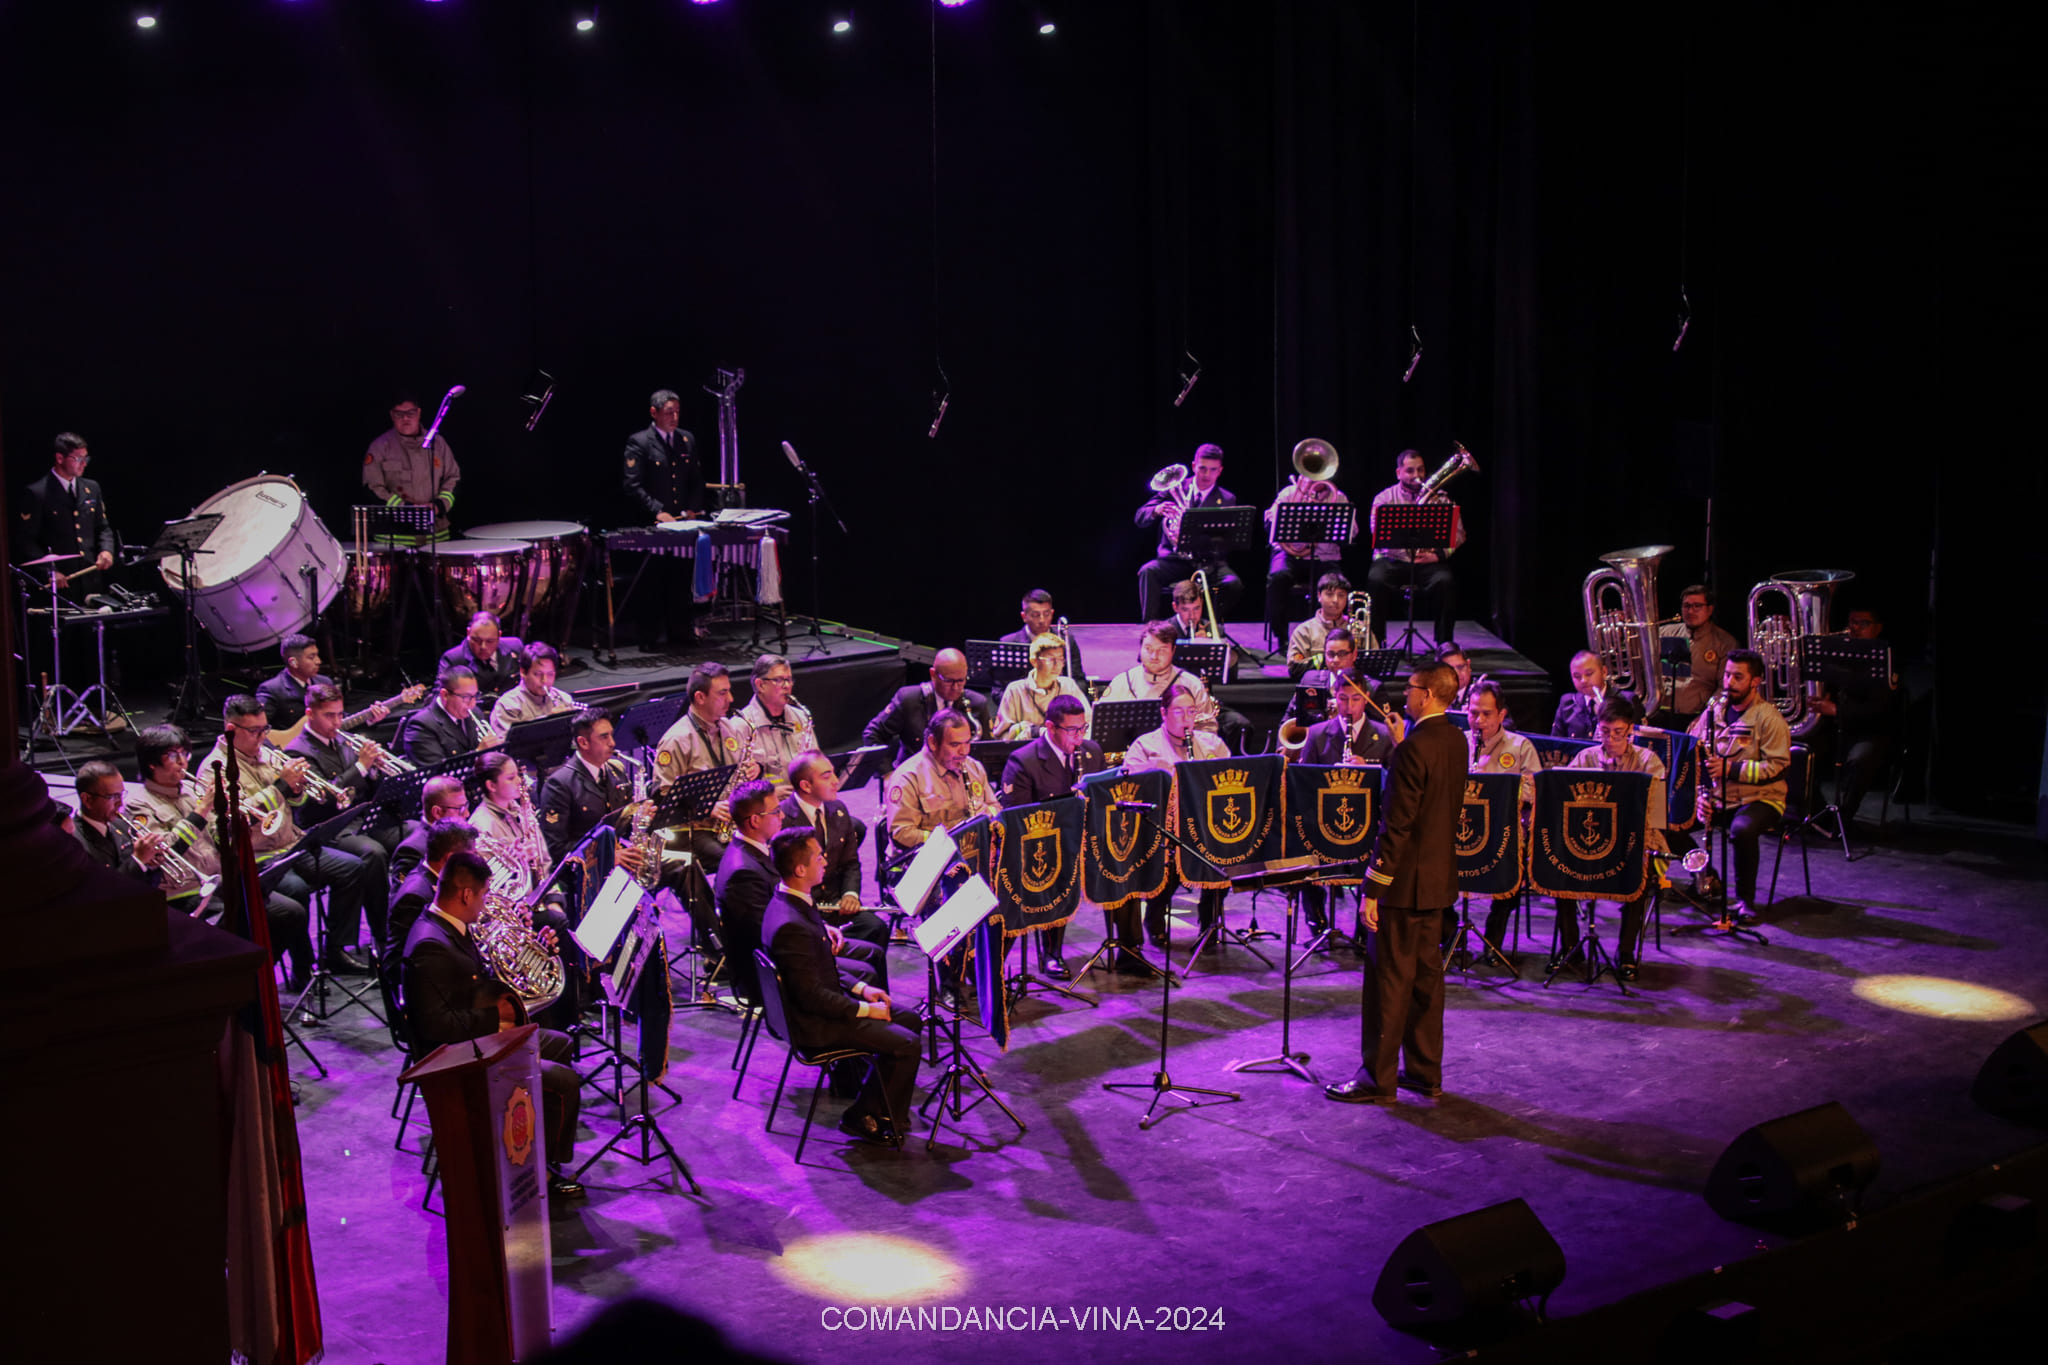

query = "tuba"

[
  {"left": 1292, "top": 437, "right": 1339, "bottom": 483},
  {"left": 1748, "top": 570, "right": 1854, "bottom": 738},
  {"left": 1417, "top": 442, "right": 1480, "bottom": 502},
  {"left": 1582, "top": 544, "right": 1673, "bottom": 707}
]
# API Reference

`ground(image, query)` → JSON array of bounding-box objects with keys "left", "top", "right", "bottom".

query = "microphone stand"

[
  {"left": 780, "top": 443, "right": 846, "bottom": 657},
  {"left": 1676, "top": 695, "right": 1769, "bottom": 945},
  {"left": 1101, "top": 805, "right": 1242, "bottom": 1129}
]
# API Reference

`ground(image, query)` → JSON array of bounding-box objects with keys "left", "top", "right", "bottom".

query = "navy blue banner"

[
  {"left": 1529, "top": 768, "right": 1652, "bottom": 901},
  {"left": 1173, "top": 754, "right": 1285, "bottom": 887},
  {"left": 1283, "top": 763, "right": 1381, "bottom": 879},
  {"left": 992, "top": 796, "right": 1085, "bottom": 935},
  {"left": 1080, "top": 768, "right": 1171, "bottom": 910},
  {"left": 1455, "top": 771, "right": 1525, "bottom": 897}
]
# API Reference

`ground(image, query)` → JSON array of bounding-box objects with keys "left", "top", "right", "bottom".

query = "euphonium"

[
  {"left": 1581, "top": 544, "right": 1673, "bottom": 705},
  {"left": 1149, "top": 462, "right": 1195, "bottom": 548},
  {"left": 473, "top": 889, "right": 564, "bottom": 1015},
  {"left": 1747, "top": 570, "right": 1855, "bottom": 738},
  {"left": 1416, "top": 442, "right": 1480, "bottom": 502}
]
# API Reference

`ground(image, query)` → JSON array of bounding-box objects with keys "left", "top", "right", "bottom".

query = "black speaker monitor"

[
  {"left": 1704, "top": 1101, "right": 1879, "bottom": 1227},
  {"left": 1971, "top": 1021, "right": 2048, "bottom": 1125},
  {"left": 1371, "top": 1198, "right": 1566, "bottom": 1329}
]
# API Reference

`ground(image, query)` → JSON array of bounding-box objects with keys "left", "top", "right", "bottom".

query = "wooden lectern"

[{"left": 400, "top": 1025, "right": 555, "bottom": 1364}]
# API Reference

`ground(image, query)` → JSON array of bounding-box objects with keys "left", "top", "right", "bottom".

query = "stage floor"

[{"left": 287, "top": 801, "right": 2048, "bottom": 1364}]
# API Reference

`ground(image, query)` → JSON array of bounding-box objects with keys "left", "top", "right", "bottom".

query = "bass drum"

[
  {"left": 159, "top": 475, "right": 344, "bottom": 652},
  {"left": 432, "top": 539, "right": 534, "bottom": 631},
  {"left": 466, "top": 519, "right": 588, "bottom": 642}
]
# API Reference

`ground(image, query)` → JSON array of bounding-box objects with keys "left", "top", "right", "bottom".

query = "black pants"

[
  {"left": 266, "top": 842, "right": 373, "bottom": 968},
  {"left": 1669, "top": 802, "right": 1781, "bottom": 902},
  {"left": 249, "top": 891, "right": 315, "bottom": 981},
  {"left": 1365, "top": 556, "right": 1457, "bottom": 644},
  {"left": 1356, "top": 904, "right": 1447, "bottom": 1094},
  {"left": 1138, "top": 556, "right": 1242, "bottom": 621},
  {"left": 1836, "top": 734, "right": 1893, "bottom": 821},
  {"left": 536, "top": 1027, "right": 582, "bottom": 1164},
  {"left": 1143, "top": 872, "right": 1224, "bottom": 944},
  {"left": 1479, "top": 896, "right": 1520, "bottom": 953},
  {"left": 1554, "top": 895, "right": 1648, "bottom": 966},
  {"left": 831, "top": 1006, "right": 925, "bottom": 1132},
  {"left": 327, "top": 832, "right": 390, "bottom": 957}
]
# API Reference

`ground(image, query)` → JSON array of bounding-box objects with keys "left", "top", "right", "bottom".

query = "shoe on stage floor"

[
  {"left": 1042, "top": 955, "right": 1071, "bottom": 980},
  {"left": 1396, "top": 1073, "right": 1443, "bottom": 1099},
  {"left": 837, "top": 1110, "right": 891, "bottom": 1145},
  {"left": 1324, "top": 1076, "right": 1397, "bottom": 1105},
  {"left": 326, "top": 947, "right": 373, "bottom": 974},
  {"left": 547, "top": 1169, "right": 587, "bottom": 1201}
]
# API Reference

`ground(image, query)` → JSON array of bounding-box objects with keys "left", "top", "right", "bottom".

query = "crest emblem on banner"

[
  {"left": 956, "top": 826, "right": 983, "bottom": 869},
  {"left": 1105, "top": 781, "right": 1142, "bottom": 862},
  {"left": 1317, "top": 767, "right": 1373, "bottom": 846},
  {"left": 1563, "top": 780, "right": 1618, "bottom": 860},
  {"left": 1457, "top": 779, "right": 1490, "bottom": 857},
  {"left": 1206, "top": 768, "right": 1255, "bottom": 843},
  {"left": 1020, "top": 807, "right": 1062, "bottom": 893}
]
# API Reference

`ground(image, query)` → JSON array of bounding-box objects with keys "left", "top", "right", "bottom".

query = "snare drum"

[
  {"left": 466, "top": 519, "right": 588, "bottom": 640},
  {"left": 431, "top": 539, "right": 534, "bottom": 627},
  {"left": 160, "top": 475, "right": 344, "bottom": 652}
]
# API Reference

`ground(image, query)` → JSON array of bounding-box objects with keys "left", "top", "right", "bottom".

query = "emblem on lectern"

[{"left": 503, "top": 1084, "right": 536, "bottom": 1168}]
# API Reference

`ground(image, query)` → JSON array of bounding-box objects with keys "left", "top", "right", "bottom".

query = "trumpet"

[
  {"left": 336, "top": 728, "right": 416, "bottom": 775},
  {"left": 260, "top": 741, "right": 357, "bottom": 808},
  {"left": 212, "top": 760, "right": 287, "bottom": 837},
  {"left": 1149, "top": 463, "right": 1196, "bottom": 549},
  {"left": 109, "top": 811, "right": 204, "bottom": 884}
]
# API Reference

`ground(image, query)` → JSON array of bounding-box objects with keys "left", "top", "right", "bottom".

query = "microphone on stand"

[
  {"left": 422, "top": 384, "right": 466, "bottom": 451},
  {"left": 781, "top": 440, "right": 805, "bottom": 471}
]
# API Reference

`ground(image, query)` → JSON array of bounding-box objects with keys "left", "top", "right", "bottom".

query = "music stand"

[
  {"left": 614, "top": 695, "right": 686, "bottom": 757},
  {"left": 276, "top": 804, "right": 392, "bottom": 1024},
  {"left": 1371, "top": 502, "right": 1457, "bottom": 656},
  {"left": 1354, "top": 649, "right": 1408, "bottom": 686},
  {"left": 649, "top": 765, "right": 734, "bottom": 830},
  {"left": 964, "top": 640, "right": 1031, "bottom": 693},
  {"left": 1170, "top": 640, "right": 1230, "bottom": 686},
  {"left": 1089, "top": 699, "right": 1163, "bottom": 756},
  {"left": 969, "top": 738, "right": 1025, "bottom": 778},
  {"left": 916, "top": 876, "right": 1028, "bottom": 1150},
  {"left": 354, "top": 504, "right": 439, "bottom": 662},
  {"left": 1800, "top": 635, "right": 1893, "bottom": 859},
  {"left": 1227, "top": 859, "right": 1356, "bottom": 1085},
  {"left": 500, "top": 710, "right": 577, "bottom": 775},
  {"left": 833, "top": 744, "right": 892, "bottom": 793},
  {"left": 574, "top": 885, "right": 703, "bottom": 1195},
  {"left": 1175, "top": 505, "right": 1264, "bottom": 659},
  {"left": 1100, "top": 804, "right": 1243, "bottom": 1129},
  {"left": 138, "top": 513, "right": 225, "bottom": 725}
]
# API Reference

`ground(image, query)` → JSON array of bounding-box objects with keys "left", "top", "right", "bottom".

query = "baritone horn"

[
  {"left": 1581, "top": 544, "right": 1673, "bottom": 708},
  {"left": 1292, "top": 438, "right": 1339, "bottom": 482},
  {"left": 1148, "top": 462, "right": 1195, "bottom": 548}
]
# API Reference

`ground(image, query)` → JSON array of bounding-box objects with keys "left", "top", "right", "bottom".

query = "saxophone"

[
  {"left": 708, "top": 721, "right": 758, "bottom": 839},
  {"left": 629, "top": 756, "right": 664, "bottom": 889}
]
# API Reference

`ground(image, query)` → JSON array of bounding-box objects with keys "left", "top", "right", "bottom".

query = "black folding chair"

[
  {"left": 1766, "top": 744, "right": 1817, "bottom": 908},
  {"left": 753, "top": 950, "right": 881, "bottom": 1162}
]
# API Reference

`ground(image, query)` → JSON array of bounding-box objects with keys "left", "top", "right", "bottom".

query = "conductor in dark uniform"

[
  {"left": 999, "top": 694, "right": 1106, "bottom": 978},
  {"left": 620, "top": 388, "right": 702, "bottom": 649},
  {"left": 13, "top": 432, "right": 117, "bottom": 589},
  {"left": 402, "top": 851, "right": 584, "bottom": 1199},
  {"left": 1327, "top": 661, "right": 1465, "bottom": 1104}
]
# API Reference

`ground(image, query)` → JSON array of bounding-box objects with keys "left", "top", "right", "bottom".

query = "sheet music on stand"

[
  {"left": 1171, "top": 640, "right": 1230, "bottom": 685},
  {"left": 352, "top": 503, "right": 435, "bottom": 544},
  {"left": 964, "top": 639, "right": 1032, "bottom": 692},
  {"left": 1371, "top": 501, "right": 1457, "bottom": 556},
  {"left": 1090, "top": 699, "right": 1163, "bottom": 755},
  {"left": 500, "top": 710, "right": 577, "bottom": 774},
  {"left": 914, "top": 875, "right": 998, "bottom": 962},
  {"left": 614, "top": 694, "right": 686, "bottom": 755},
  {"left": 894, "top": 827, "right": 959, "bottom": 919},
  {"left": 650, "top": 765, "right": 736, "bottom": 827},
  {"left": 1175, "top": 505, "right": 1260, "bottom": 556},
  {"left": 574, "top": 868, "right": 645, "bottom": 963},
  {"left": 1271, "top": 500, "right": 1357, "bottom": 549},
  {"left": 1800, "top": 635, "right": 1892, "bottom": 686},
  {"left": 834, "top": 744, "right": 891, "bottom": 793}
]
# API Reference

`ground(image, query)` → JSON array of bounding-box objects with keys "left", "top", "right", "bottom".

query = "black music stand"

[
  {"left": 1101, "top": 805, "right": 1243, "bottom": 1129},
  {"left": 279, "top": 804, "right": 391, "bottom": 1025},
  {"left": 354, "top": 504, "right": 439, "bottom": 666},
  {"left": 1542, "top": 895, "right": 1631, "bottom": 995},
  {"left": 139, "top": 513, "right": 225, "bottom": 725},
  {"left": 1089, "top": 699, "right": 1164, "bottom": 756},
  {"left": 1801, "top": 635, "right": 1893, "bottom": 859},
  {"left": 1354, "top": 649, "right": 1408, "bottom": 686},
  {"left": 1175, "top": 505, "right": 1264, "bottom": 658},
  {"left": 833, "top": 744, "right": 892, "bottom": 793},
  {"left": 500, "top": 710, "right": 577, "bottom": 775},
  {"left": 969, "top": 738, "right": 1025, "bottom": 778},
  {"left": 614, "top": 694, "right": 686, "bottom": 757},
  {"left": 964, "top": 639, "right": 1031, "bottom": 693},
  {"left": 1226, "top": 860, "right": 1353, "bottom": 1086},
  {"left": 1371, "top": 501, "right": 1457, "bottom": 656},
  {"left": 778, "top": 442, "right": 848, "bottom": 656},
  {"left": 576, "top": 890, "right": 703, "bottom": 1196},
  {"left": 1170, "top": 640, "right": 1230, "bottom": 686}
]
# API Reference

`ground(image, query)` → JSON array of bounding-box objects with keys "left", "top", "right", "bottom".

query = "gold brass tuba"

[
  {"left": 1582, "top": 544, "right": 1673, "bottom": 707},
  {"left": 1748, "top": 570, "right": 1854, "bottom": 738},
  {"left": 1417, "top": 442, "right": 1481, "bottom": 501},
  {"left": 1292, "top": 437, "right": 1339, "bottom": 482}
]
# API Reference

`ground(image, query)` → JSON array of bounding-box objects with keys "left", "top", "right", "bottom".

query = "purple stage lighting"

[{"left": 939, "top": 0, "right": 973, "bottom": 8}]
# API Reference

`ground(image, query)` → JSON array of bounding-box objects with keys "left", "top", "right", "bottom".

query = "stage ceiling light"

[
  {"left": 136, "top": 13, "right": 158, "bottom": 28},
  {"left": 833, "top": 18, "right": 853, "bottom": 34},
  {"left": 1040, "top": 22, "right": 1056, "bottom": 35},
  {"left": 576, "top": 9, "right": 597, "bottom": 33},
  {"left": 1852, "top": 974, "right": 2036, "bottom": 1023},
  {"left": 770, "top": 1233, "right": 968, "bottom": 1303},
  {"left": 939, "top": 0, "right": 973, "bottom": 8}
]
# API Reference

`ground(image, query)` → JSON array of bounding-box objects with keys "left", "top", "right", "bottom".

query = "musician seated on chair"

[
  {"left": 719, "top": 781, "right": 886, "bottom": 1013},
  {"left": 1437, "top": 642, "right": 1476, "bottom": 708},
  {"left": 487, "top": 641, "right": 576, "bottom": 737},
  {"left": 132, "top": 728, "right": 316, "bottom": 977},
  {"left": 439, "top": 611, "right": 524, "bottom": 697},
  {"left": 285, "top": 682, "right": 393, "bottom": 958},
  {"left": 1287, "top": 573, "right": 1357, "bottom": 680},
  {"left": 782, "top": 750, "right": 887, "bottom": 952},
  {"left": 1001, "top": 588, "right": 1087, "bottom": 679},
  {"left": 474, "top": 752, "right": 579, "bottom": 1025},
  {"left": 762, "top": 827, "right": 926, "bottom": 1147},
  {"left": 995, "top": 635, "right": 1090, "bottom": 742},
  {"left": 389, "top": 775, "right": 470, "bottom": 887},
  {"left": 401, "top": 850, "right": 585, "bottom": 1200},
  {"left": 652, "top": 663, "right": 759, "bottom": 954},
  {"left": 1001, "top": 694, "right": 1110, "bottom": 979},
  {"left": 1810, "top": 605, "right": 1904, "bottom": 828},
  {"left": 1099, "top": 621, "right": 1221, "bottom": 736},
  {"left": 70, "top": 760, "right": 167, "bottom": 886},
  {"left": 255, "top": 634, "right": 355, "bottom": 736},
  {"left": 389, "top": 818, "right": 477, "bottom": 987},
  {"left": 1465, "top": 681, "right": 1542, "bottom": 962},
  {"left": 1552, "top": 651, "right": 1640, "bottom": 740},
  {"left": 1669, "top": 649, "right": 1788, "bottom": 923},
  {"left": 737, "top": 653, "right": 815, "bottom": 796},
  {"left": 1122, "top": 683, "right": 1231, "bottom": 950},
  {"left": 861, "top": 648, "right": 990, "bottom": 767},
  {"left": 1364, "top": 448, "right": 1465, "bottom": 646},
  {"left": 1264, "top": 465, "right": 1357, "bottom": 650},
  {"left": 536, "top": 709, "right": 646, "bottom": 870},
  {"left": 396, "top": 665, "right": 493, "bottom": 768},
  {"left": 883, "top": 708, "right": 1001, "bottom": 1009},
  {"left": 1552, "top": 699, "right": 1667, "bottom": 980},
  {"left": 204, "top": 696, "right": 377, "bottom": 979},
  {"left": 1135, "top": 442, "right": 1243, "bottom": 621}
]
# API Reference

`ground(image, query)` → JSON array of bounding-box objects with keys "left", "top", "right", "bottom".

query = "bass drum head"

[{"left": 159, "top": 475, "right": 344, "bottom": 652}]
